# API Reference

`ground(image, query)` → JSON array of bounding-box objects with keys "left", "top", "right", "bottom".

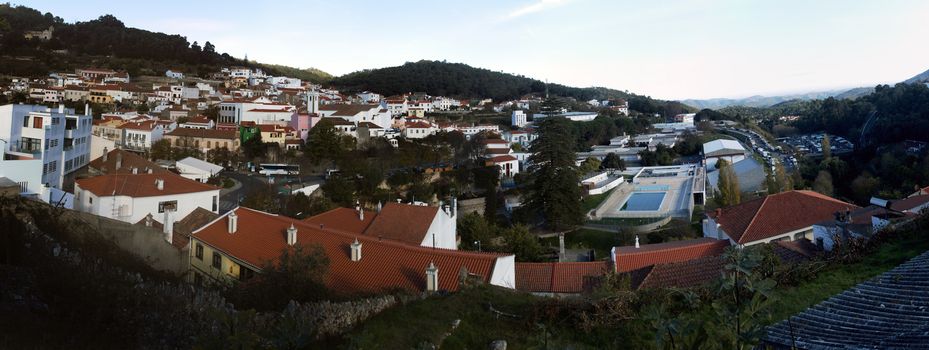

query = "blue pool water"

[
  {"left": 620, "top": 192, "right": 667, "bottom": 211},
  {"left": 635, "top": 185, "right": 670, "bottom": 191}
]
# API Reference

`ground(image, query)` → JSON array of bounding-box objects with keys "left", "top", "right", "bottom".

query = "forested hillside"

[
  {"left": 330, "top": 60, "right": 692, "bottom": 112},
  {"left": 0, "top": 4, "right": 330, "bottom": 82}
]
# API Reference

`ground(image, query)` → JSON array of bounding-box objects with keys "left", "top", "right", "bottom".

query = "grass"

[
  {"left": 339, "top": 286, "right": 548, "bottom": 349},
  {"left": 767, "top": 231, "right": 929, "bottom": 323},
  {"left": 540, "top": 228, "right": 632, "bottom": 260},
  {"left": 581, "top": 189, "right": 614, "bottom": 212}
]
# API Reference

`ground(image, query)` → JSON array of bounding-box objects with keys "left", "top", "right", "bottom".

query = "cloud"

[{"left": 504, "top": 0, "right": 573, "bottom": 20}]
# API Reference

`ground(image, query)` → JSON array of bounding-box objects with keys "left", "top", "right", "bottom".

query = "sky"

[{"left": 18, "top": 0, "right": 929, "bottom": 100}]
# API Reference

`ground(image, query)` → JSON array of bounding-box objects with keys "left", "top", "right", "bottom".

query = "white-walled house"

[
  {"left": 176, "top": 157, "right": 224, "bottom": 183},
  {"left": 118, "top": 120, "right": 165, "bottom": 151},
  {"left": 304, "top": 201, "right": 460, "bottom": 250},
  {"left": 0, "top": 142, "right": 45, "bottom": 198},
  {"left": 0, "top": 104, "right": 92, "bottom": 188},
  {"left": 75, "top": 172, "right": 220, "bottom": 225},
  {"left": 703, "top": 190, "right": 857, "bottom": 247},
  {"left": 703, "top": 139, "right": 746, "bottom": 169}
]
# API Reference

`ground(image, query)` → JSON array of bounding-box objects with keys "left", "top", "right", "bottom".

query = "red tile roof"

[
  {"left": 303, "top": 207, "right": 376, "bottom": 235},
  {"left": 405, "top": 121, "right": 433, "bottom": 129},
  {"left": 613, "top": 238, "right": 730, "bottom": 273},
  {"left": 89, "top": 149, "right": 169, "bottom": 175},
  {"left": 76, "top": 172, "right": 218, "bottom": 197},
  {"left": 165, "top": 128, "right": 237, "bottom": 139},
  {"left": 708, "top": 190, "right": 858, "bottom": 244},
  {"left": 631, "top": 255, "right": 726, "bottom": 290},
  {"left": 365, "top": 203, "right": 440, "bottom": 246},
  {"left": 117, "top": 120, "right": 158, "bottom": 131},
  {"left": 193, "top": 207, "right": 507, "bottom": 294},
  {"left": 488, "top": 155, "right": 517, "bottom": 163},
  {"left": 515, "top": 261, "right": 610, "bottom": 294},
  {"left": 890, "top": 194, "right": 929, "bottom": 213}
]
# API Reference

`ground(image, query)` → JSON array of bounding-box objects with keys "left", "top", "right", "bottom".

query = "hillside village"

[{"left": 2, "top": 4, "right": 929, "bottom": 349}]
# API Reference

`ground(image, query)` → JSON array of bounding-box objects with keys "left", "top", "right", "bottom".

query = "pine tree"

[
  {"left": 526, "top": 117, "right": 582, "bottom": 231},
  {"left": 813, "top": 170, "right": 834, "bottom": 196},
  {"left": 821, "top": 134, "right": 831, "bottom": 159},
  {"left": 717, "top": 159, "right": 741, "bottom": 206}
]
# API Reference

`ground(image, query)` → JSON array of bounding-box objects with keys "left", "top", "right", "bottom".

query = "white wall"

[
  {"left": 706, "top": 154, "right": 746, "bottom": 169},
  {"left": 489, "top": 255, "right": 516, "bottom": 289},
  {"left": 76, "top": 185, "right": 219, "bottom": 225},
  {"left": 419, "top": 207, "right": 457, "bottom": 250}
]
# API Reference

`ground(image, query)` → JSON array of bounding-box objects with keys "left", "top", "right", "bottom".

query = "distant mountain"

[
  {"left": 904, "top": 67, "right": 929, "bottom": 84},
  {"left": 680, "top": 90, "right": 849, "bottom": 109},
  {"left": 683, "top": 67, "right": 929, "bottom": 110}
]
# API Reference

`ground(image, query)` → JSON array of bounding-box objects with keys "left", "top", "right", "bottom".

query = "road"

[
  {"left": 218, "top": 171, "right": 325, "bottom": 213},
  {"left": 719, "top": 126, "right": 795, "bottom": 172}
]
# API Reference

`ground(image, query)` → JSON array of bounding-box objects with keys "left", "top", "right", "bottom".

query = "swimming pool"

[
  {"left": 635, "top": 185, "right": 671, "bottom": 191},
  {"left": 620, "top": 192, "right": 667, "bottom": 211}
]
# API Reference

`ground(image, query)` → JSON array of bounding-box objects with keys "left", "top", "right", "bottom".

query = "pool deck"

[{"left": 591, "top": 164, "right": 700, "bottom": 221}]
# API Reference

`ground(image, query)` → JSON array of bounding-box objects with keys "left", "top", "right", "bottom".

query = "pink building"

[{"left": 290, "top": 113, "right": 321, "bottom": 140}]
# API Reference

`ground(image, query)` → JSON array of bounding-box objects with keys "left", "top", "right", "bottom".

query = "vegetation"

[
  {"left": 526, "top": 114, "right": 584, "bottom": 231},
  {"left": 331, "top": 60, "right": 691, "bottom": 116},
  {"left": 715, "top": 159, "right": 741, "bottom": 206},
  {"left": 229, "top": 245, "right": 330, "bottom": 311}
]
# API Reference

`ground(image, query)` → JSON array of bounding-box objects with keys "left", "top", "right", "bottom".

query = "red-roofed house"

[
  {"left": 703, "top": 190, "right": 858, "bottom": 246},
  {"left": 403, "top": 120, "right": 436, "bottom": 139},
  {"left": 189, "top": 206, "right": 515, "bottom": 294},
  {"left": 611, "top": 237, "right": 730, "bottom": 273},
  {"left": 74, "top": 172, "right": 220, "bottom": 226},
  {"left": 303, "top": 201, "right": 459, "bottom": 250},
  {"left": 515, "top": 261, "right": 610, "bottom": 296},
  {"left": 117, "top": 120, "right": 165, "bottom": 150},
  {"left": 487, "top": 155, "right": 520, "bottom": 178}
]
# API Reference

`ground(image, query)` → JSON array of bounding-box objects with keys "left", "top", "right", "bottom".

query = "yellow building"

[{"left": 188, "top": 235, "right": 257, "bottom": 285}]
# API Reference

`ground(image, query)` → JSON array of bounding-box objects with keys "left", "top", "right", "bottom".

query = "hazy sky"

[{"left": 20, "top": 0, "right": 929, "bottom": 100}]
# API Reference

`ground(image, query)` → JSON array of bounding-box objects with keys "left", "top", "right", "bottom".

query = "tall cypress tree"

[{"left": 526, "top": 116, "right": 583, "bottom": 230}]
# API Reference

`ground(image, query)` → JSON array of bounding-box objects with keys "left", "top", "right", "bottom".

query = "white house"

[
  {"left": 74, "top": 172, "right": 220, "bottom": 225},
  {"left": 703, "top": 190, "right": 857, "bottom": 247},
  {"left": 488, "top": 155, "right": 520, "bottom": 178},
  {"left": 0, "top": 140, "right": 45, "bottom": 198},
  {"left": 318, "top": 104, "right": 392, "bottom": 129},
  {"left": 217, "top": 96, "right": 296, "bottom": 124},
  {"left": 304, "top": 201, "right": 460, "bottom": 250},
  {"left": 165, "top": 70, "right": 185, "bottom": 79},
  {"left": 511, "top": 110, "right": 527, "bottom": 127},
  {"left": 176, "top": 157, "right": 224, "bottom": 183},
  {"left": 403, "top": 121, "right": 437, "bottom": 139},
  {"left": 703, "top": 139, "right": 746, "bottom": 168},
  {"left": 0, "top": 104, "right": 92, "bottom": 188},
  {"left": 118, "top": 120, "right": 165, "bottom": 151}
]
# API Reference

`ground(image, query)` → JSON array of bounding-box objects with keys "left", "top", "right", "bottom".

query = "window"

[
  {"left": 212, "top": 252, "right": 222, "bottom": 269},
  {"left": 158, "top": 200, "right": 178, "bottom": 213},
  {"left": 32, "top": 117, "right": 43, "bottom": 128},
  {"left": 88, "top": 196, "right": 93, "bottom": 204},
  {"left": 212, "top": 196, "right": 218, "bottom": 212},
  {"left": 193, "top": 272, "right": 203, "bottom": 286},
  {"left": 195, "top": 243, "right": 204, "bottom": 260},
  {"left": 22, "top": 116, "right": 29, "bottom": 127}
]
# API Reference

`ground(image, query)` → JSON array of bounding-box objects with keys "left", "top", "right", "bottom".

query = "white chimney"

[
  {"left": 635, "top": 235, "right": 640, "bottom": 249},
  {"left": 358, "top": 205, "right": 364, "bottom": 221},
  {"left": 287, "top": 223, "right": 297, "bottom": 246},
  {"left": 147, "top": 168, "right": 153, "bottom": 174},
  {"left": 155, "top": 179, "right": 164, "bottom": 190},
  {"left": 132, "top": 167, "right": 138, "bottom": 174},
  {"left": 228, "top": 211, "right": 238, "bottom": 234},
  {"left": 115, "top": 152, "right": 122, "bottom": 169},
  {"left": 426, "top": 261, "right": 439, "bottom": 292},
  {"left": 350, "top": 238, "right": 362, "bottom": 262},
  {"left": 163, "top": 209, "right": 174, "bottom": 244},
  {"left": 85, "top": 102, "right": 91, "bottom": 116}
]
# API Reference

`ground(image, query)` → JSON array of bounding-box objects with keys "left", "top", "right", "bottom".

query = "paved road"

[
  {"left": 720, "top": 127, "right": 795, "bottom": 172},
  {"left": 218, "top": 171, "right": 325, "bottom": 213}
]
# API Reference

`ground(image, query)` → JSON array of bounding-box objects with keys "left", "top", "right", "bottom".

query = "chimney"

[
  {"left": 357, "top": 203, "right": 364, "bottom": 221},
  {"left": 287, "top": 223, "right": 297, "bottom": 246},
  {"left": 350, "top": 238, "right": 362, "bottom": 262},
  {"left": 635, "top": 235, "right": 640, "bottom": 249},
  {"left": 155, "top": 179, "right": 164, "bottom": 190},
  {"left": 102, "top": 148, "right": 109, "bottom": 162},
  {"left": 452, "top": 197, "right": 457, "bottom": 217},
  {"left": 425, "top": 261, "right": 439, "bottom": 292},
  {"left": 227, "top": 211, "right": 238, "bottom": 234},
  {"left": 396, "top": 198, "right": 401, "bottom": 203},
  {"left": 132, "top": 167, "right": 138, "bottom": 174},
  {"left": 85, "top": 102, "right": 91, "bottom": 116},
  {"left": 376, "top": 201, "right": 383, "bottom": 213},
  {"left": 144, "top": 213, "right": 153, "bottom": 227},
  {"left": 163, "top": 209, "right": 174, "bottom": 244},
  {"left": 147, "top": 168, "right": 153, "bottom": 174},
  {"left": 115, "top": 152, "right": 123, "bottom": 169}
]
